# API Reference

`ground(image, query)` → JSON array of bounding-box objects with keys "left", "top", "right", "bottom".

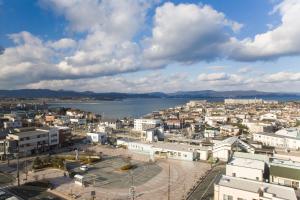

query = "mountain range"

[{"left": 0, "top": 89, "right": 299, "bottom": 100}]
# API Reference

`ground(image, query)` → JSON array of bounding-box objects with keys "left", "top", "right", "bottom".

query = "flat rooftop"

[
  {"left": 271, "top": 158, "right": 300, "bottom": 169},
  {"left": 233, "top": 152, "right": 270, "bottom": 164},
  {"left": 152, "top": 141, "right": 210, "bottom": 152},
  {"left": 256, "top": 132, "right": 300, "bottom": 140},
  {"left": 9, "top": 129, "right": 48, "bottom": 137},
  {"left": 228, "top": 157, "right": 265, "bottom": 170},
  {"left": 216, "top": 175, "right": 297, "bottom": 200}
]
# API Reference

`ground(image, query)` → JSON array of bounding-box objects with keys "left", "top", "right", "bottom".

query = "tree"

[{"left": 33, "top": 157, "right": 43, "bottom": 169}]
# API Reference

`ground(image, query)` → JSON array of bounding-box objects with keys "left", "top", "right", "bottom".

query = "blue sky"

[{"left": 0, "top": 0, "right": 300, "bottom": 92}]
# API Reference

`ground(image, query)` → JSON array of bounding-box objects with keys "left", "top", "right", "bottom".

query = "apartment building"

[
  {"left": 134, "top": 119, "right": 161, "bottom": 132},
  {"left": 214, "top": 175, "right": 297, "bottom": 200},
  {"left": 7, "top": 128, "right": 49, "bottom": 156},
  {"left": 220, "top": 125, "right": 240, "bottom": 136},
  {"left": 0, "top": 139, "right": 18, "bottom": 160},
  {"left": 270, "top": 158, "right": 300, "bottom": 189},
  {"left": 224, "top": 98, "right": 263, "bottom": 105},
  {"left": 212, "top": 137, "right": 255, "bottom": 161},
  {"left": 253, "top": 128, "right": 300, "bottom": 150},
  {"left": 86, "top": 132, "right": 107, "bottom": 144},
  {"left": 226, "top": 157, "right": 266, "bottom": 181}
]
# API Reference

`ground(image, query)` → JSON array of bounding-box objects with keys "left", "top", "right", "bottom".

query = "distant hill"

[{"left": 0, "top": 89, "right": 298, "bottom": 100}]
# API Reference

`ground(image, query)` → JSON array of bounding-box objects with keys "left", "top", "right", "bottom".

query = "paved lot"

[
  {"left": 187, "top": 165, "right": 225, "bottom": 200},
  {"left": 72, "top": 156, "right": 162, "bottom": 188},
  {"left": 0, "top": 173, "right": 14, "bottom": 187},
  {"left": 51, "top": 145, "right": 211, "bottom": 200},
  {"left": 7, "top": 185, "right": 64, "bottom": 200}
]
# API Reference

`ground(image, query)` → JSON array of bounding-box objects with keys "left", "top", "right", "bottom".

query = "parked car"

[{"left": 80, "top": 165, "right": 88, "bottom": 172}]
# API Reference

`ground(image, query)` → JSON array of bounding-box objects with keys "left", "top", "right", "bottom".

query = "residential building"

[
  {"left": 56, "top": 126, "right": 72, "bottom": 147},
  {"left": 224, "top": 98, "right": 263, "bottom": 105},
  {"left": 7, "top": 128, "right": 49, "bottom": 156},
  {"left": 86, "top": 132, "right": 107, "bottom": 144},
  {"left": 70, "top": 118, "right": 86, "bottom": 125},
  {"left": 0, "top": 139, "right": 18, "bottom": 160},
  {"left": 214, "top": 175, "right": 297, "bottom": 200},
  {"left": 204, "top": 129, "right": 220, "bottom": 138},
  {"left": 220, "top": 125, "right": 240, "bottom": 136},
  {"left": 212, "top": 137, "right": 255, "bottom": 161},
  {"left": 3, "top": 120, "right": 22, "bottom": 129},
  {"left": 253, "top": 128, "right": 300, "bottom": 150},
  {"left": 226, "top": 157, "right": 266, "bottom": 181},
  {"left": 270, "top": 158, "right": 300, "bottom": 189},
  {"left": 134, "top": 119, "right": 161, "bottom": 132}
]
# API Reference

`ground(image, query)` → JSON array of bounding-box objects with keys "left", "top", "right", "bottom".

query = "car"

[{"left": 80, "top": 165, "right": 88, "bottom": 172}]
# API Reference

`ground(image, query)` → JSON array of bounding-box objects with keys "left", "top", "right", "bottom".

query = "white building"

[
  {"left": 243, "top": 121, "right": 274, "bottom": 133},
  {"left": 86, "top": 132, "right": 107, "bottom": 144},
  {"left": 7, "top": 128, "right": 49, "bottom": 156},
  {"left": 134, "top": 119, "right": 161, "bottom": 132},
  {"left": 205, "top": 116, "right": 228, "bottom": 127},
  {"left": 226, "top": 157, "right": 266, "bottom": 181},
  {"left": 253, "top": 128, "right": 300, "bottom": 150},
  {"left": 142, "top": 127, "right": 164, "bottom": 142},
  {"left": 214, "top": 175, "right": 297, "bottom": 200},
  {"left": 3, "top": 120, "right": 22, "bottom": 129},
  {"left": 224, "top": 98, "right": 263, "bottom": 105},
  {"left": 260, "top": 113, "right": 277, "bottom": 121},
  {"left": 49, "top": 127, "right": 59, "bottom": 147},
  {"left": 186, "top": 100, "right": 207, "bottom": 107},
  {"left": 220, "top": 125, "right": 240, "bottom": 136},
  {"left": 212, "top": 137, "right": 255, "bottom": 161},
  {"left": 204, "top": 129, "right": 220, "bottom": 138},
  {"left": 70, "top": 118, "right": 87, "bottom": 125},
  {"left": 270, "top": 158, "right": 300, "bottom": 189},
  {"left": 117, "top": 140, "right": 209, "bottom": 161}
]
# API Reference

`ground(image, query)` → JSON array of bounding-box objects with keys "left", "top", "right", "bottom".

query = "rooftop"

[
  {"left": 216, "top": 175, "right": 297, "bottom": 200},
  {"left": 9, "top": 129, "right": 48, "bottom": 137},
  {"left": 228, "top": 157, "right": 265, "bottom": 170},
  {"left": 270, "top": 158, "right": 300, "bottom": 169}
]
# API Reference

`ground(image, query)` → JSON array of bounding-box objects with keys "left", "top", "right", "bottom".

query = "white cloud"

[
  {"left": 144, "top": 2, "right": 242, "bottom": 63},
  {"left": 2, "top": 0, "right": 300, "bottom": 92},
  {"left": 230, "top": 0, "right": 300, "bottom": 61},
  {"left": 207, "top": 66, "right": 226, "bottom": 71},
  {"left": 47, "top": 38, "right": 76, "bottom": 49},
  {"left": 264, "top": 71, "right": 300, "bottom": 83},
  {"left": 238, "top": 67, "right": 253, "bottom": 73}
]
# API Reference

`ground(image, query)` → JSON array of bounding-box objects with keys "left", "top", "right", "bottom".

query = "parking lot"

[
  {"left": 50, "top": 145, "right": 211, "bottom": 200},
  {"left": 72, "top": 156, "right": 162, "bottom": 188}
]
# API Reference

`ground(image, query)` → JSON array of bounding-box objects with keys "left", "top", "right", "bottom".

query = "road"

[{"left": 187, "top": 165, "right": 225, "bottom": 200}]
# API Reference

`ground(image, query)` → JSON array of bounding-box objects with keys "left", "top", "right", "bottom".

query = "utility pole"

[
  {"left": 129, "top": 172, "right": 135, "bottom": 200},
  {"left": 16, "top": 152, "right": 20, "bottom": 186},
  {"left": 168, "top": 164, "right": 171, "bottom": 200}
]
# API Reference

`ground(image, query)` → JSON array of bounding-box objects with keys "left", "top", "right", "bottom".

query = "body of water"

[
  {"left": 49, "top": 98, "right": 190, "bottom": 118},
  {"left": 49, "top": 96, "right": 300, "bottom": 119}
]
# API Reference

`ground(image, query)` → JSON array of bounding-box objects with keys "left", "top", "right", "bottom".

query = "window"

[
  {"left": 232, "top": 173, "right": 236, "bottom": 177},
  {"left": 256, "top": 177, "right": 259, "bottom": 181},
  {"left": 237, "top": 198, "right": 246, "bottom": 200},
  {"left": 223, "top": 194, "right": 233, "bottom": 200}
]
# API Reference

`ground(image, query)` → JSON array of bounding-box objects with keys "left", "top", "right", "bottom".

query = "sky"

[{"left": 0, "top": 0, "right": 300, "bottom": 93}]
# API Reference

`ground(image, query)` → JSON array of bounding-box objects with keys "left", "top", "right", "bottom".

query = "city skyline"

[{"left": 1, "top": 0, "right": 300, "bottom": 93}]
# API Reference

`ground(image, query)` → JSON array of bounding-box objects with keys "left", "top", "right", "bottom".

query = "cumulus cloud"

[
  {"left": 2, "top": 0, "right": 300, "bottom": 91},
  {"left": 47, "top": 38, "right": 76, "bottom": 49},
  {"left": 264, "top": 72, "right": 300, "bottom": 83},
  {"left": 229, "top": 0, "right": 300, "bottom": 61},
  {"left": 144, "top": 2, "right": 242, "bottom": 63}
]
